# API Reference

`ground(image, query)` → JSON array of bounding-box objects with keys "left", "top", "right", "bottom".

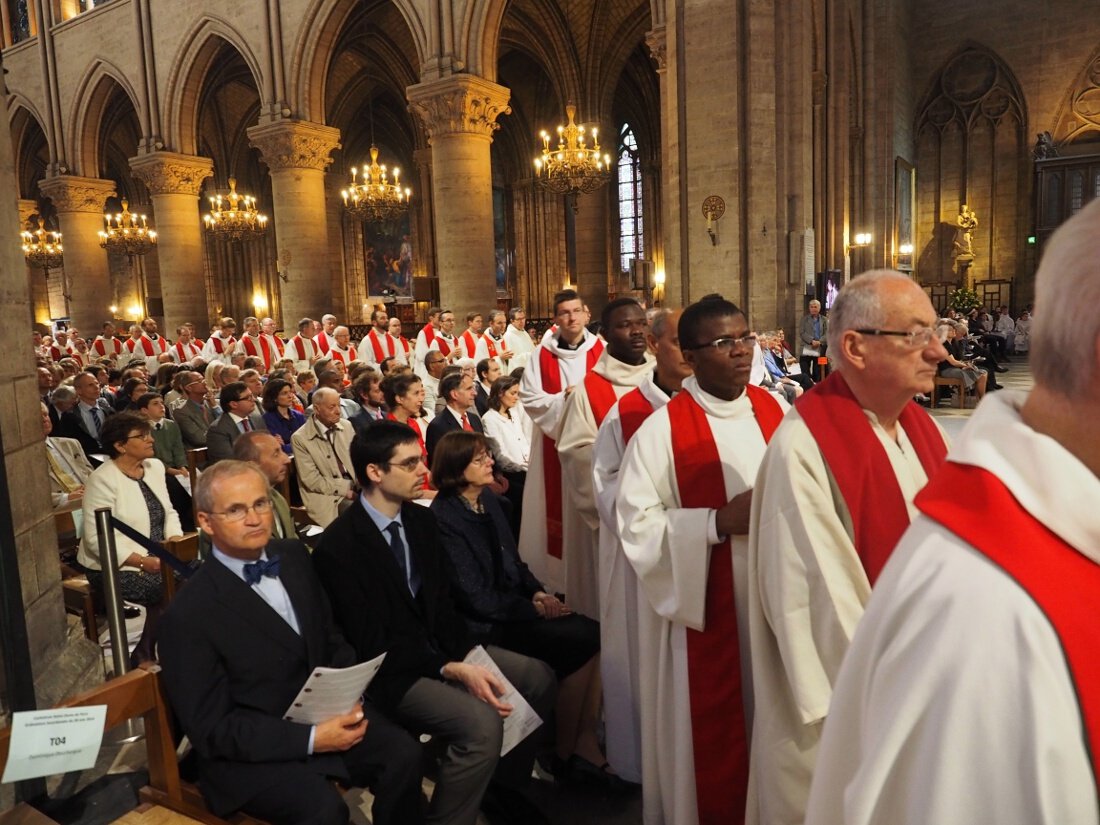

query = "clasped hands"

[
  {"left": 715, "top": 488, "right": 754, "bottom": 537},
  {"left": 441, "top": 661, "right": 514, "bottom": 717}
]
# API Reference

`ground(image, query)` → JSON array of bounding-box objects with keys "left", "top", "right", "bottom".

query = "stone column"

[
  {"left": 38, "top": 176, "right": 116, "bottom": 334},
  {"left": 407, "top": 75, "right": 511, "bottom": 319},
  {"left": 0, "top": 101, "right": 101, "bottom": 718},
  {"left": 573, "top": 191, "right": 611, "bottom": 317},
  {"left": 129, "top": 151, "right": 214, "bottom": 334},
  {"left": 247, "top": 120, "right": 341, "bottom": 331},
  {"left": 412, "top": 147, "right": 436, "bottom": 280},
  {"left": 18, "top": 199, "right": 52, "bottom": 325}
]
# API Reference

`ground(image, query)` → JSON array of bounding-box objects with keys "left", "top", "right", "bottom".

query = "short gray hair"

[
  {"left": 51, "top": 385, "right": 77, "bottom": 404},
  {"left": 1031, "top": 197, "right": 1100, "bottom": 396},
  {"left": 194, "top": 460, "right": 268, "bottom": 514},
  {"left": 825, "top": 269, "right": 914, "bottom": 353},
  {"left": 312, "top": 386, "right": 339, "bottom": 404},
  {"left": 648, "top": 308, "right": 672, "bottom": 339}
]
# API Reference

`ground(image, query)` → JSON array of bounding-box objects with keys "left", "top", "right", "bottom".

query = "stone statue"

[
  {"left": 1032, "top": 131, "right": 1059, "bottom": 160},
  {"left": 954, "top": 204, "right": 977, "bottom": 258}
]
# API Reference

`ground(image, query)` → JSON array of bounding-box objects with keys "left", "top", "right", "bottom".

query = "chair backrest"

[
  {"left": 186, "top": 449, "right": 207, "bottom": 523},
  {"left": 161, "top": 532, "right": 199, "bottom": 604}
]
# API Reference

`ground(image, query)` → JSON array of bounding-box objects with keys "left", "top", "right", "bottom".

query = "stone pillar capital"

[
  {"left": 247, "top": 120, "right": 341, "bottom": 172},
  {"left": 38, "top": 175, "right": 117, "bottom": 213},
  {"left": 17, "top": 199, "right": 38, "bottom": 225},
  {"left": 129, "top": 151, "right": 214, "bottom": 196},
  {"left": 646, "top": 26, "right": 668, "bottom": 72},
  {"left": 406, "top": 75, "right": 511, "bottom": 141}
]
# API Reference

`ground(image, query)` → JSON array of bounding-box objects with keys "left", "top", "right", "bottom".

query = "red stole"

[
  {"left": 291, "top": 335, "right": 311, "bottom": 360},
  {"left": 330, "top": 346, "right": 357, "bottom": 366},
  {"left": 397, "top": 336, "right": 410, "bottom": 356},
  {"left": 583, "top": 372, "right": 619, "bottom": 429},
  {"left": 241, "top": 335, "right": 273, "bottom": 369},
  {"left": 670, "top": 384, "right": 783, "bottom": 825},
  {"left": 421, "top": 323, "right": 437, "bottom": 348},
  {"left": 917, "top": 462, "right": 1100, "bottom": 794},
  {"left": 48, "top": 345, "right": 63, "bottom": 361},
  {"left": 795, "top": 372, "right": 947, "bottom": 585},
  {"left": 618, "top": 386, "right": 656, "bottom": 444},
  {"left": 174, "top": 341, "right": 199, "bottom": 361},
  {"left": 460, "top": 330, "right": 478, "bottom": 359},
  {"left": 266, "top": 334, "right": 285, "bottom": 356},
  {"left": 538, "top": 338, "right": 605, "bottom": 559},
  {"left": 483, "top": 334, "right": 501, "bottom": 359},
  {"left": 211, "top": 334, "right": 236, "bottom": 354},
  {"left": 436, "top": 336, "right": 453, "bottom": 357},
  {"left": 316, "top": 333, "right": 333, "bottom": 355},
  {"left": 367, "top": 329, "right": 394, "bottom": 362},
  {"left": 93, "top": 337, "right": 119, "bottom": 357}
]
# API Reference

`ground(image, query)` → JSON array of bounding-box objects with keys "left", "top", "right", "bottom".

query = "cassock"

[
  {"left": 557, "top": 349, "right": 654, "bottom": 618},
  {"left": 617, "top": 377, "right": 785, "bottom": 825},
  {"left": 125, "top": 333, "right": 169, "bottom": 373},
  {"left": 591, "top": 373, "right": 671, "bottom": 784},
  {"left": 170, "top": 339, "right": 202, "bottom": 364},
  {"left": 286, "top": 334, "right": 316, "bottom": 372},
  {"left": 201, "top": 332, "right": 237, "bottom": 365},
  {"left": 413, "top": 323, "right": 438, "bottom": 377},
  {"left": 805, "top": 391, "right": 1100, "bottom": 825},
  {"left": 516, "top": 329, "right": 603, "bottom": 592},
  {"left": 92, "top": 335, "right": 124, "bottom": 366},
  {"left": 745, "top": 373, "right": 948, "bottom": 825},
  {"left": 503, "top": 325, "right": 534, "bottom": 371},
  {"left": 235, "top": 333, "right": 277, "bottom": 372}
]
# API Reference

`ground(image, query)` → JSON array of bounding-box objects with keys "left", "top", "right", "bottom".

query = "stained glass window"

[
  {"left": 618, "top": 124, "right": 644, "bottom": 275},
  {"left": 10, "top": 0, "right": 31, "bottom": 42}
]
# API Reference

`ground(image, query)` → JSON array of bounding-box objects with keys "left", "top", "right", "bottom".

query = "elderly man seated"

[
  {"left": 292, "top": 387, "right": 355, "bottom": 527},
  {"left": 42, "top": 402, "right": 94, "bottom": 509}
]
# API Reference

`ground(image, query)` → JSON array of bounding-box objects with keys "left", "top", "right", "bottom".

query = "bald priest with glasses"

[{"left": 744, "top": 270, "right": 951, "bottom": 825}]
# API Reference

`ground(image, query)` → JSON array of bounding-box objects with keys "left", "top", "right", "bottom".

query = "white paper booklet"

[
  {"left": 463, "top": 645, "right": 543, "bottom": 756},
  {"left": 283, "top": 652, "right": 387, "bottom": 725}
]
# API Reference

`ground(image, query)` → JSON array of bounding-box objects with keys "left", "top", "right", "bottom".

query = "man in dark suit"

[
  {"left": 57, "top": 371, "right": 114, "bottom": 458},
  {"left": 425, "top": 372, "right": 484, "bottom": 465},
  {"left": 474, "top": 358, "right": 501, "bottom": 417},
  {"left": 206, "top": 381, "right": 268, "bottom": 463},
  {"left": 313, "top": 421, "right": 555, "bottom": 825},
  {"left": 158, "top": 460, "right": 424, "bottom": 825}
]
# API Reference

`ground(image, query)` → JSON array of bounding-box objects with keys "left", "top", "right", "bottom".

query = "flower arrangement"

[{"left": 947, "top": 287, "right": 981, "bottom": 314}]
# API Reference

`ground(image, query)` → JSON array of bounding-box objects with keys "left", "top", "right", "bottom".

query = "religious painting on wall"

[
  {"left": 363, "top": 214, "right": 413, "bottom": 296},
  {"left": 895, "top": 157, "right": 916, "bottom": 272},
  {"left": 493, "top": 186, "right": 508, "bottom": 292}
]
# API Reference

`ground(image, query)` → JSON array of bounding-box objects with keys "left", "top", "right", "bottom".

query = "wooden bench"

[
  {"left": 0, "top": 669, "right": 267, "bottom": 825},
  {"left": 61, "top": 577, "right": 99, "bottom": 642},
  {"left": 932, "top": 375, "right": 968, "bottom": 409}
]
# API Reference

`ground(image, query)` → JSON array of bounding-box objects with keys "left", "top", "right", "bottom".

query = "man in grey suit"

[
  {"left": 172, "top": 370, "right": 220, "bottom": 449},
  {"left": 42, "top": 403, "right": 94, "bottom": 508},
  {"left": 798, "top": 299, "right": 828, "bottom": 382},
  {"left": 206, "top": 382, "right": 268, "bottom": 464}
]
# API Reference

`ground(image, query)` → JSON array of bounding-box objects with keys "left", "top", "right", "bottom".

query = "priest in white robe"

[
  {"left": 517, "top": 290, "right": 603, "bottom": 593},
  {"left": 474, "top": 310, "right": 514, "bottom": 369},
  {"left": 592, "top": 306, "right": 691, "bottom": 785},
  {"left": 412, "top": 307, "right": 441, "bottom": 377},
  {"left": 805, "top": 197, "right": 1100, "bottom": 825},
  {"left": 557, "top": 298, "right": 653, "bottom": 619},
  {"left": 201, "top": 317, "right": 238, "bottom": 365},
  {"left": 746, "top": 271, "right": 950, "bottom": 825},
  {"left": 503, "top": 307, "right": 535, "bottom": 371},
  {"left": 618, "top": 297, "right": 786, "bottom": 825}
]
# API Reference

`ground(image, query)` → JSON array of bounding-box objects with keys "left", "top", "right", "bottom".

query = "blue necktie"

[
  {"left": 243, "top": 556, "right": 281, "bottom": 585},
  {"left": 386, "top": 522, "right": 420, "bottom": 596},
  {"left": 89, "top": 406, "right": 102, "bottom": 435}
]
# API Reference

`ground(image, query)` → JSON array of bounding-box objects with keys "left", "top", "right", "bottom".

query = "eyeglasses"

[
  {"left": 206, "top": 498, "right": 274, "bottom": 522},
  {"left": 854, "top": 327, "right": 937, "bottom": 348},
  {"left": 684, "top": 335, "right": 758, "bottom": 352},
  {"left": 382, "top": 455, "right": 425, "bottom": 472},
  {"left": 125, "top": 432, "right": 155, "bottom": 441},
  {"left": 471, "top": 453, "right": 494, "bottom": 466}
]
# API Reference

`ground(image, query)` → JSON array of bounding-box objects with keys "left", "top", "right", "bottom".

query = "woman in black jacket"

[{"left": 430, "top": 431, "right": 618, "bottom": 787}]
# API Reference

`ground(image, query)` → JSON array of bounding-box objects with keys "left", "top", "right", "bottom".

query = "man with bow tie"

[{"left": 158, "top": 461, "right": 424, "bottom": 825}]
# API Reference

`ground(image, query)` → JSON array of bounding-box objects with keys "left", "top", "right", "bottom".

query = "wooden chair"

[
  {"left": 932, "top": 375, "right": 967, "bottom": 409},
  {"left": 53, "top": 505, "right": 81, "bottom": 559},
  {"left": 61, "top": 577, "right": 99, "bottom": 642},
  {"left": 186, "top": 449, "right": 207, "bottom": 523},
  {"left": 0, "top": 668, "right": 269, "bottom": 825},
  {"left": 160, "top": 532, "right": 200, "bottom": 605}
]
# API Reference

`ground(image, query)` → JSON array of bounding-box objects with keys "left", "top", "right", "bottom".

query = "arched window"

[{"left": 618, "top": 124, "right": 644, "bottom": 274}]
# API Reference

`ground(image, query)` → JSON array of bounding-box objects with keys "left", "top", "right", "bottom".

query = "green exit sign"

[{"left": 1027, "top": 235, "right": 1037, "bottom": 244}]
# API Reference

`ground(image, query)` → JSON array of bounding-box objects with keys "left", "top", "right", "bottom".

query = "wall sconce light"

[
  {"left": 252, "top": 293, "right": 269, "bottom": 311},
  {"left": 654, "top": 268, "right": 666, "bottom": 306},
  {"left": 109, "top": 304, "right": 118, "bottom": 315},
  {"left": 127, "top": 304, "right": 142, "bottom": 318},
  {"left": 898, "top": 242, "right": 914, "bottom": 256},
  {"left": 702, "top": 195, "right": 725, "bottom": 246},
  {"left": 847, "top": 232, "right": 873, "bottom": 254}
]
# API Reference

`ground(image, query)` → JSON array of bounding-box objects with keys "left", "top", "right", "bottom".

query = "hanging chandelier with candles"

[
  {"left": 203, "top": 177, "right": 269, "bottom": 242},
  {"left": 342, "top": 145, "right": 412, "bottom": 224},
  {"left": 534, "top": 103, "right": 613, "bottom": 197},
  {"left": 21, "top": 217, "right": 63, "bottom": 275},
  {"left": 98, "top": 199, "right": 157, "bottom": 258}
]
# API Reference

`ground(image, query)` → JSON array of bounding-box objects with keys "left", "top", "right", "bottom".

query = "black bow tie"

[{"left": 243, "top": 556, "right": 281, "bottom": 585}]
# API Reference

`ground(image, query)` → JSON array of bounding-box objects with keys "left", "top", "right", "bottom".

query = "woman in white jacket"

[
  {"left": 78, "top": 411, "right": 183, "bottom": 664},
  {"left": 481, "top": 375, "right": 530, "bottom": 536}
]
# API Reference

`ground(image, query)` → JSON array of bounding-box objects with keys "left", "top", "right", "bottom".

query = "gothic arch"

[
  {"left": 459, "top": 0, "right": 509, "bottom": 80},
  {"left": 916, "top": 42, "right": 1026, "bottom": 136},
  {"left": 9, "top": 101, "right": 49, "bottom": 199},
  {"left": 291, "top": 0, "right": 425, "bottom": 123},
  {"left": 1050, "top": 45, "right": 1100, "bottom": 145},
  {"left": 162, "top": 16, "right": 264, "bottom": 155},
  {"left": 68, "top": 59, "right": 143, "bottom": 177}
]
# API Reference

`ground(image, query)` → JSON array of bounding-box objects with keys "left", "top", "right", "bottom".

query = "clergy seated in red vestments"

[
  {"left": 745, "top": 269, "right": 950, "bottom": 825},
  {"left": 617, "top": 296, "right": 787, "bottom": 825},
  {"left": 806, "top": 197, "right": 1100, "bottom": 825}
]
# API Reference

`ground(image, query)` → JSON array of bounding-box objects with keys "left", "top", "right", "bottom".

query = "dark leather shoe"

[
  {"left": 994, "top": 365, "right": 1008, "bottom": 373},
  {"left": 482, "top": 783, "right": 551, "bottom": 825}
]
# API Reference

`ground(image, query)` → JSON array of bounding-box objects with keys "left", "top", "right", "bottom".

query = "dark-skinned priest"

[
  {"left": 556, "top": 296, "right": 654, "bottom": 620},
  {"left": 615, "top": 296, "right": 787, "bottom": 825},
  {"left": 745, "top": 270, "right": 950, "bottom": 825}
]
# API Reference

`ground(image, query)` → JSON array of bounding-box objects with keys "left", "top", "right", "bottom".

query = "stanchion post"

[{"left": 94, "top": 508, "right": 129, "bottom": 679}]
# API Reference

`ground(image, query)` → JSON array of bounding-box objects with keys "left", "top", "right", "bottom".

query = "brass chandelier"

[
  {"left": 21, "top": 217, "right": 63, "bottom": 275},
  {"left": 534, "top": 103, "right": 612, "bottom": 197},
  {"left": 98, "top": 199, "right": 157, "bottom": 258},
  {"left": 203, "top": 177, "right": 269, "bottom": 242},
  {"left": 342, "top": 145, "right": 411, "bottom": 224}
]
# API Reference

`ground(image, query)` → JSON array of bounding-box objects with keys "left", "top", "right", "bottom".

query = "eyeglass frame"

[
  {"left": 682, "top": 334, "right": 758, "bottom": 353},
  {"left": 380, "top": 455, "right": 426, "bottom": 472},
  {"left": 205, "top": 497, "right": 274, "bottom": 522},
  {"left": 853, "top": 327, "right": 937, "bottom": 348}
]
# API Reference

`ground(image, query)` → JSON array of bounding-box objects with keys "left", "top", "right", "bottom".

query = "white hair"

[
  {"left": 825, "top": 269, "right": 915, "bottom": 353},
  {"left": 1031, "top": 197, "right": 1100, "bottom": 396},
  {"left": 312, "top": 386, "right": 339, "bottom": 404}
]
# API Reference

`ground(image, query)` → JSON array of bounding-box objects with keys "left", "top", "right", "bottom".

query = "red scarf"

[
  {"left": 795, "top": 372, "right": 947, "bottom": 585},
  {"left": 316, "top": 333, "right": 332, "bottom": 355},
  {"left": 241, "top": 334, "right": 273, "bottom": 370},
  {"left": 435, "top": 336, "right": 453, "bottom": 357},
  {"left": 460, "top": 330, "right": 479, "bottom": 359},
  {"left": 618, "top": 386, "right": 656, "bottom": 444},
  {"left": 266, "top": 334, "right": 285, "bottom": 356},
  {"left": 367, "top": 329, "right": 395, "bottom": 362},
  {"left": 397, "top": 336, "right": 410, "bottom": 355},
  {"left": 670, "top": 384, "right": 783, "bottom": 825},
  {"left": 538, "top": 338, "right": 604, "bottom": 559},
  {"left": 584, "top": 372, "right": 620, "bottom": 429},
  {"left": 917, "top": 462, "right": 1100, "bottom": 795}
]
